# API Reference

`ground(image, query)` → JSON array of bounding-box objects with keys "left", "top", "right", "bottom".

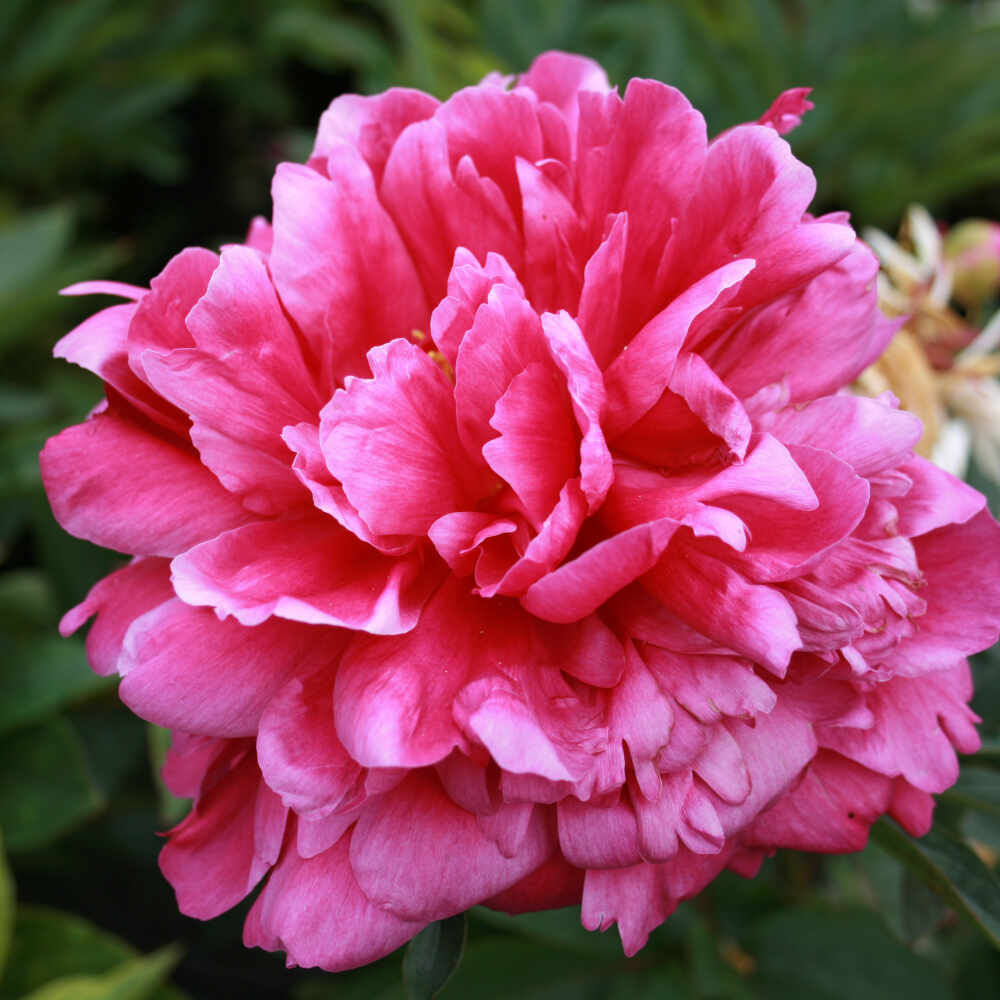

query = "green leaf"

[
  {"left": 944, "top": 767, "right": 1000, "bottom": 820},
  {"left": 0, "top": 636, "right": 113, "bottom": 736},
  {"left": 0, "top": 716, "right": 103, "bottom": 852},
  {"left": 403, "top": 913, "right": 468, "bottom": 1000},
  {"left": 872, "top": 819, "right": 1000, "bottom": 948},
  {"left": 747, "top": 904, "right": 952, "bottom": 999},
  {"left": 0, "top": 205, "right": 72, "bottom": 299},
  {"left": 0, "top": 833, "right": 14, "bottom": 977},
  {"left": 0, "top": 906, "right": 184, "bottom": 1000},
  {"left": 20, "top": 946, "right": 180, "bottom": 1000}
]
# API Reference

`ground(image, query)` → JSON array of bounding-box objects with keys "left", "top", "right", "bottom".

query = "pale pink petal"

[
  {"left": 171, "top": 517, "right": 436, "bottom": 631},
  {"left": 557, "top": 796, "right": 641, "bottom": 868},
  {"left": 41, "top": 413, "right": 252, "bottom": 557},
  {"left": 244, "top": 835, "right": 424, "bottom": 972},
  {"left": 349, "top": 770, "right": 552, "bottom": 921}
]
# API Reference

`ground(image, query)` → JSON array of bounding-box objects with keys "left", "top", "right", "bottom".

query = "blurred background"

[{"left": 2, "top": 1, "right": 1000, "bottom": 997}]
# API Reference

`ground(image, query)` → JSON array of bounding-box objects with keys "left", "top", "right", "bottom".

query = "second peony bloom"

[{"left": 41, "top": 52, "right": 1000, "bottom": 970}]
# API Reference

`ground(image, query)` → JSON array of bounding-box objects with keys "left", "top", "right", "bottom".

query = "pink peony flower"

[{"left": 41, "top": 52, "right": 1000, "bottom": 970}]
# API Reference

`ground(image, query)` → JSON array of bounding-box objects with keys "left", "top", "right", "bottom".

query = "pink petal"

[
  {"left": 886, "top": 510, "right": 1000, "bottom": 672},
  {"left": 61, "top": 280, "right": 146, "bottom": 299},
  {"left": 127, "top": 247, "right": 216, "bottom": 363},
  {"left": 541, "top": 311, "right": 612, "bottom": 510},
  {"left": 644, "top": 546, "right": 801, "bottom": 675},
  {"left": 320, "top": 339, "right": 472, "bottom": 537},
  {"left": 746, "top": 750, "right": 891, "bottom": 851},
  {"left": 381, "top": 117, "right": 522, "bottom": 302},
  {"left": 430, "top": 247, "right": 524, "bottom": 368},
  {"left": 453, "top": 282, "right": 550, "bottom": 460},
  {"left": 312, "top": 87, "right": 439, "bottom": 182},
  {"left": 557, "top": 795, "right": 641, "bottom": 868},
  {"left": 767, "top": 393, "right": 923, "bottom": 477},
  {"left": 642, "top": 646, "right": 776, "bottom": 724},
  {"left": 756, "top": 87, "right": 814, "bottom": 135},
  {"left": 269, "top": 155, "right": 427, "bottom": 387},
  {"left": 820, "top": 665, "right": 980, "bottom": 793},
  {"left": 518, "top": 51, "right": 612, "bottom": 144},
  {"left": 482, "top": 362, "right": 578, "bottom": 529},
  {"left": 706, "top": 241, "right": 892, "bottom": 402},
  {"left": 258, "top": 669, "right": 363, "bottom": 817},
  {"left": 160, "top": 751, "right": 277, "bottom": 919},
  {"left": 41, "top": 413, "right": 252, "bottom": 557},
  {"left": 244, "top": 835, "right": 424, "bottom": 972},
  {"left": 603, "top": 259, "right": 754, "bottom": 439},
  {"left": 118, "top": 599, "right": 336, "bottom": 737},
  {"left": 171, "top": 516, "right": 436, "bottom": 631},
  {"left": 349, "top": 770, "right": 552, "bottom": 921},
  {"left": 59, "top": 558, "right": 173, "bottom": 675},
  {"left": 332, "top": 578, "right": 481, "bottom": 768},
  {"left": 893, "top": 456, "right": 985, "bottom": 537},
  {"left": 575, "top": 212, "right": 628, "bottom": 367}
]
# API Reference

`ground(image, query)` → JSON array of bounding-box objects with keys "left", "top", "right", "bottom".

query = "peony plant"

[{"left": 40, "top": 52, "right": 1000, "bottom": 972}]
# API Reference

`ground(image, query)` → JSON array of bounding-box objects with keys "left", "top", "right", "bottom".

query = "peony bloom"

[{"left": 41, "top": 52, "right": 1000, "bottom": 970}]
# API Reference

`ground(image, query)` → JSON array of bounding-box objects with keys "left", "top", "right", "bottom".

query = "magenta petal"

[
  {"left": 244, "top": 835, "right": 424, "bottom": 972},
  {"left": 171, "top": 517, "right": 435, "bottom": 631},
  {"left": 349, "top": 770, "right": 551, "bottom": 921},
  {"left": 756, "top": 87, "right": 814, "bottom": 134},
  {"left": 41, "top": 413, "right": 252, "bottom": 557},
  {"left": 118, "top": 600, "right": 334, "bottom": 737},
  {"left": 518, "top": 51, "right": 611, "bottom": 141}
]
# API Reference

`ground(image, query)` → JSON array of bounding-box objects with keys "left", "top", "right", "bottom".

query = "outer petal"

[
  {"left": 118, "top": 600, "right": 337, "bottom": 737},
  {"left": 160, "top": 751, "right": 281, "bottom": 919},
  {"left": 58, "top": 558, "right": 173, "bottom": 675},
  {"left": 171, "top": 517, "right": 436, "bottom": 631},
  {"left": 349, "top": 770, "right": 552, "bottom": 922},
  {"left": 41, "top": 413, "right": 252, "bottom": 557},
  {"left": 244, "top": 835, "right": 424, "bottom": 972}
]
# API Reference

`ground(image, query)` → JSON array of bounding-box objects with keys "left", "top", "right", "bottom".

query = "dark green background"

[{"left": 2, "top": 1, "right": 999, "bottom": 997}]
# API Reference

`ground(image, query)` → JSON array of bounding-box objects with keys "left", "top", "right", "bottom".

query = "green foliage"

[{"left": 1, "top": 0, "right": 999, "bottom": 996}]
